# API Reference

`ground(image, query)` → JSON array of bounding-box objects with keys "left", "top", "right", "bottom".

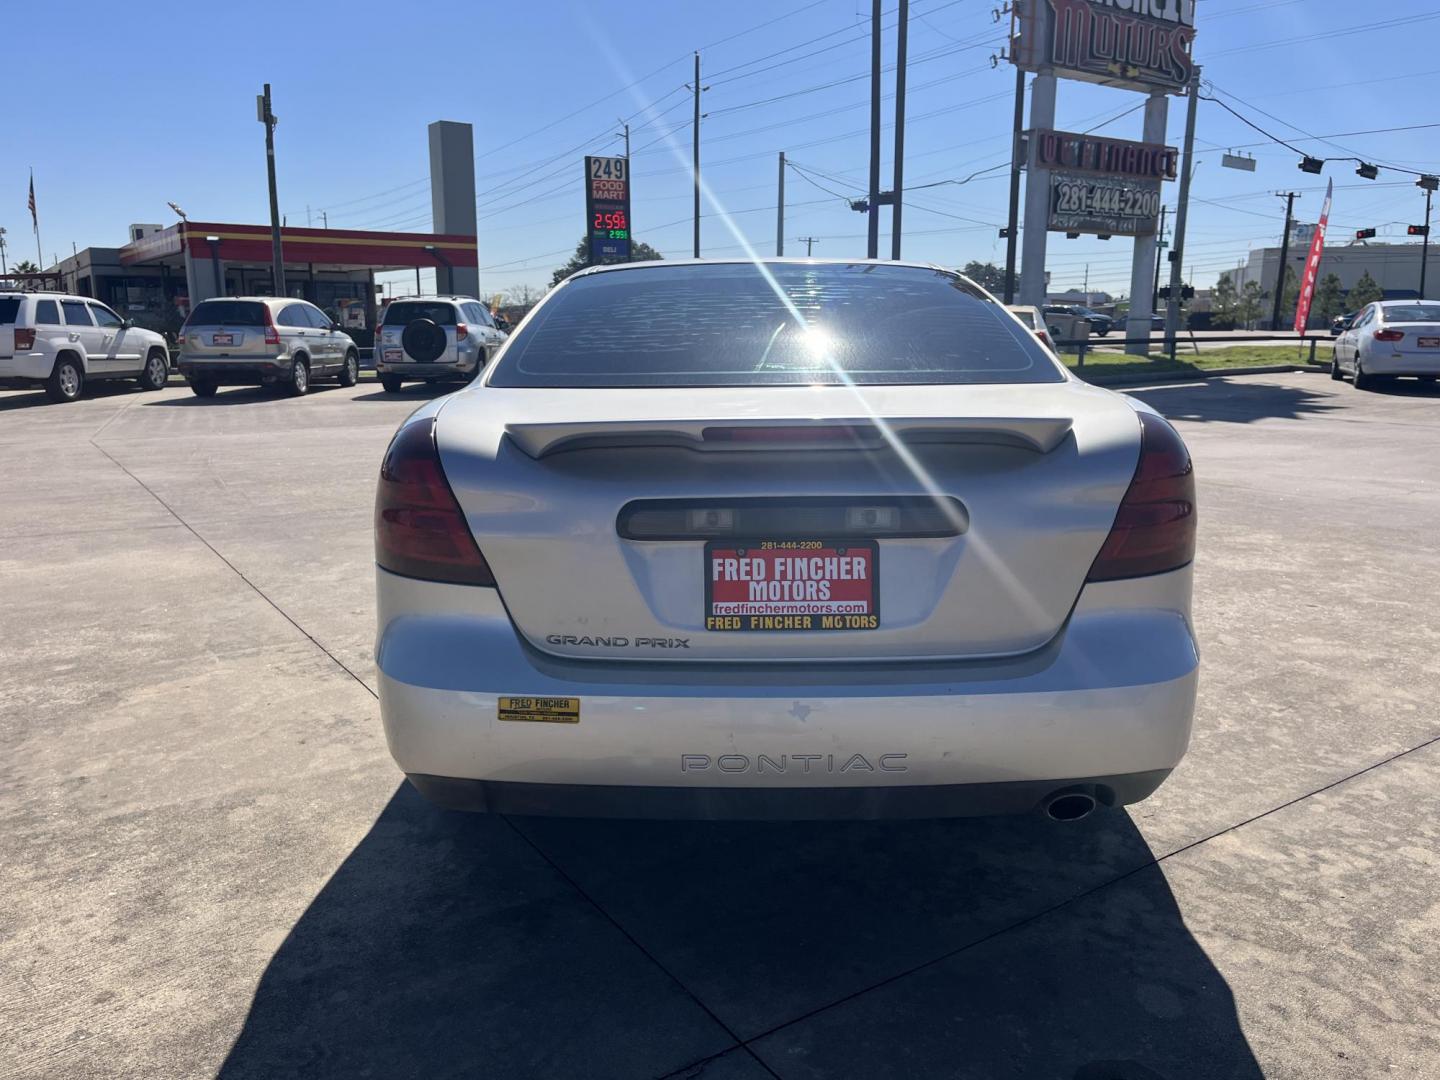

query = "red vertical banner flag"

[{"left": 1294, "top": 178, "right": 1333, "bottom": 333}]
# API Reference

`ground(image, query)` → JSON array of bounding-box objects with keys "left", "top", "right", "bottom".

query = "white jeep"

[{"left": 0, "top": 292, "right": 170, "bottom": 403}]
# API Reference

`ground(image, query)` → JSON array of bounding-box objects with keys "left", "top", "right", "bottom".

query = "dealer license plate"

[
  {"left": 212, "top": 333, "right": 233, "bottom": 346},
  {"left": 705, "top": 540, "right": 879, "bottom": 632},
  {"left": 1418, "top": 337, "right": 1440, "bottom": 348}
]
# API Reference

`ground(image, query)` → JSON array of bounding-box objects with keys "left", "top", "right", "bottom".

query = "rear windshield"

[
  {"left": 0, "top": 298, "right": 21, "bottom": 324},
  {"left": 489, "top": 263, "right": 1064, "bottom": 388},
  {"left": 1383, "top": 304, "right": 1440, "bottom": 322},
  {"left": 186, "top": 300, "right": 267, "bottom": 327},
  {"left": 383, "top": 302, "right": 456, "bottom": 326}
]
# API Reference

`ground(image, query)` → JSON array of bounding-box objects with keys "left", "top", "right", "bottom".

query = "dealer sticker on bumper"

[{"left": 498, "top": 696, "right": 580, "bottom": 723}]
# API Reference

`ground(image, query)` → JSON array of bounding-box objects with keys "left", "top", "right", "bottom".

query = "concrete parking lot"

[{"left": 2, "top": 371, "right": 1438, "bottom": 1079}]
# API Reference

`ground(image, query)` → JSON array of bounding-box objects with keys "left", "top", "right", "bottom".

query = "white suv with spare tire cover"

[
  {"left": 374, "top": 296, "right": 506, "bottom": 394},
  {"left": 0, "top": 292, "right": 171, "bottom": 403}
]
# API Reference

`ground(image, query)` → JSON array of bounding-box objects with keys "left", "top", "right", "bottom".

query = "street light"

[{"left": 167, "top": 202, "right": 188, "bottom": 221}]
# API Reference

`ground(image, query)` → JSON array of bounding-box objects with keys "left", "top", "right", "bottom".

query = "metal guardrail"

[{"left": 1054, "top": 332, "right": 1330, "bottom": 367}]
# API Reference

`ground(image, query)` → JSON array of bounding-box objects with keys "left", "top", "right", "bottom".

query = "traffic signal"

[
  {"left": 1157, "top": 286, "right": 1171, "bottom": 300},
  {"left": 1356, "top": 162, "right": 1380, "bottom": 180},
  {"left": 1298, "top": 156, "right": 1324, "bottom": 174},
  {"left": 1408, "top": 224, "right": 1430, "bottom": 237},
  {"left": 1181, "top": 285, "right": 1195, "bottom": 300},
  {"left": 1356, "top": 228, "right": 1377, "bottom": 240}
]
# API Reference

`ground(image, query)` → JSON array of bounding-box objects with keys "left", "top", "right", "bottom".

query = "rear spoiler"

[{"left": 505, "top": 416, "right": 1074, "bottom": 457}]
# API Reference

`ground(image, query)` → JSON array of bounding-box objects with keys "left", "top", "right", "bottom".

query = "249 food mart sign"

[
  {"left": 1012, "top": 0, "right": 1197, "bottom": 94},
  {"left": 584, "top": 155, "right": 631, "bottom": 263}
]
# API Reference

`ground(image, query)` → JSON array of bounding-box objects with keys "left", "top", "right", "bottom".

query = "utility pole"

[
  {"left": 867, "top": 0, "right": 882, "bottom": 259},
  {"left": 258, "top": 84, "right": 286, "bottom": 296},
  {"left": 692, "top": 53, "right": 702, "bottom": 259},
  {"left": 1003, "top": 68, "right": 1025, "bottom": 303},
  {"left": 0, "top": 227, "right": 7, "bottom": 275},
  {"left": 1152, "top": 205, "right": 1168, "bottom": 310},
  {"left": 1270, "top": 190, "right": 1299, "bottom": 331},
  {"left": 1165, "top": 70, "right": 1201, "bottom": 345},
  {"left": 776, "top": 152, "right": 785, "bottom": 256},
  {"left": 798, "top": 237, "right": 819, "bottom": 256},
  {"left": 1083, "top": 263, "right": 1089, "bottom": 299},
  {"left": 890, "top": 0, "right": 908, "bottom": 260},
  {"left": 1421, "top": 186, "right": 1433, "bottom": 299}
]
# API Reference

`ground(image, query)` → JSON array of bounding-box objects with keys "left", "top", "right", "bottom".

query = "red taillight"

[
  {"left": 177, "top": 333, "right": 187, "bottom": 346},
  {"left": 1374, "top": 328, "right": 1404, "bottom": 342},
  {"left": 263, "top": 306, "right": 281, "bottom": 347},
  {"left": 14, "top": 328, "right": 35, "bottom": 350},
  {"left": 456, "top": 323, "right": 468, "bottom": 341},
  {"left": 375, "top": 419, "right": 494, "bottom": 585},
  {"left": 1086, "top": 411, "right": 1196, "bottom": 582}
]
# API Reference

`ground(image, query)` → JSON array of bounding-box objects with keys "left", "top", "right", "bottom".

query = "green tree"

[
  {"left": 1237, "top": 280, "right": 1266, "bottom": 329},
  {"left": 961, "top": 260, "right": 1010, "bottom": 294},
  {"left": 1347, "top": 269, "right": 1384, "bottom": 309},
  {"left": 551, "top": 237, "right": 664, "bottom": 288},
  {"left": 1280, "top": 265, "right": 1301, "bottom": 326},
  {"left": 1312, "top": 272, "right": 1344, "bottom": 322},
  {"left": 1211, "top": 272, "right": 1238, "bottom": 329}
]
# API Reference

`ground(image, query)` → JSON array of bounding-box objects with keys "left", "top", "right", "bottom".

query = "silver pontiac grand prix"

[{"left": 374, "top": 260, "right": 1198, "bottom": 821}]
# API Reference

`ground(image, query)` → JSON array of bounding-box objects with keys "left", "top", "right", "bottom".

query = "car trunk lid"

[{"left": 434, "top": 381, "right": 1143, "bottom": 663}]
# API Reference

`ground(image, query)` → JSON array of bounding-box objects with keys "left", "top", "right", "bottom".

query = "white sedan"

[
  {"left": 1332, "top": 300, "right": 1440, "bottom": 389},
  {"left": 374, "top": 260, "right": 1198, "bottom": 822}
]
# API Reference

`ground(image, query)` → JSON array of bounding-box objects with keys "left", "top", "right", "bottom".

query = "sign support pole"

[
  {"left": 890, "top": 0, "right": 908, "bottom": 260},
  {"left": 1421, "top": 187, "right": 1432, "bottom": 300},
  {"left": 1018, "top": 74, "right": 1056, "bottom": 306},
  {"left": 1124, "top": 93, "right": 1168, "bottom": 355},
  {"left": 1003, "top": 67, "right": 1025, "bottom": 304},
  {"left": 867, "top": 0, "right": 882, "bottom": 259},
  {"left": 1165, "top": 69, "right": 1201, "bottom": 352}
]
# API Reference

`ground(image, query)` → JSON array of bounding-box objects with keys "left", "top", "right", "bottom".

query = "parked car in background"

[
  {"left": 1331, "top": 312, "right": 1355, "bottom": 337},
  {"left": 375, "top": 296, "right": 507, "bottom": 394},
  {"left": 1045, "top": 304, "right": 1113, "bottom": 336},
  {"left": 376, "top": 260, "right": 1198, "bottom": 822},
  {"left": 1005, "top": 304, "right": 1056, "bottom": 351},
  {"left": 0, "top": 292, "right": 170, "bottom": 403},
  {"left": 1331, "top": 300, "right": 1440, "bottom": 390},
  {"left": 177, "top": 298, "right": 358, "bottom": 398}
]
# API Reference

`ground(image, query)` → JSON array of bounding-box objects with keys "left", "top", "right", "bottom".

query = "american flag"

[{"left": 28, "top": 171, "right": 36, "bottom": 228}]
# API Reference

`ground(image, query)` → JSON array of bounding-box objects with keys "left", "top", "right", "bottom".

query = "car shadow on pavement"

[
  {"left": 350, "top": 383, "right": 462, "bottom": 403},
  {"left": 218, "top": 785, "right": 1261, "bottom": 1080},
  {"left": 1132, "top": 378, "right": 1339, "bottom": 424},
  {"left": 0, "top": 380, "right": 161, "bottom": 412}
]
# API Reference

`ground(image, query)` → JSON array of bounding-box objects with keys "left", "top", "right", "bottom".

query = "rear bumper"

[
  {"left": 376, "top": 566, "right": 1198, "bottom": 819},
  {"left": 374, "top": 359, "right": 477, "bottom": 378},
  {"left": 407, "top": 769, "right": 1171, "bottom": 820},
  {"left": 0, "top": 353, "right": 52, "bottom": 380},
  {"left": 178, "top": 356, "right": 292, "bottom": 383},
  {"left": 1365, "top": 352, "right": 1440, "bottom": 375}
]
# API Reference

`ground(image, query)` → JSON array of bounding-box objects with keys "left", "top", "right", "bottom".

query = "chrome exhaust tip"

[{"left": 1043, "top": 791, "right": 1098, "bottom": 822}]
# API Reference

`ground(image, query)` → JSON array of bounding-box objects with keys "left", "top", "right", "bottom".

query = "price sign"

[
  {"left": 1047, "top": 172, "right": 1161, "bottom": 237},
  {"left": 584, "top": 155, "right": 632, "bottom": 263}
]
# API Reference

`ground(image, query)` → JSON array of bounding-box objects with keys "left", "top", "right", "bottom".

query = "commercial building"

[
  {"left": 48, "top": 221, "right": 479, "bottom": 334},
  {"left": 1229, "top": 238, "right": 1434, "bottom": 326}
]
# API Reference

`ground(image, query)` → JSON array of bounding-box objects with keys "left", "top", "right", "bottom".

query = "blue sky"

[{"left": 6, "top": 0, "right": 1439, "bottom": 298}]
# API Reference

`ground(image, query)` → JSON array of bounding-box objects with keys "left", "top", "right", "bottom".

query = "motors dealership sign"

[{"left": 1012, "top": 0, "right": 1197, "bottom": 94}]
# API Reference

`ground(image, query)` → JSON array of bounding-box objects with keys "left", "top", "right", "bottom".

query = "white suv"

[
  {"left": 0, "top": 292, "right": 170, "bottom": 403},
  {"left": 375, "top": 296, "right": 507, "bottom": 393}
]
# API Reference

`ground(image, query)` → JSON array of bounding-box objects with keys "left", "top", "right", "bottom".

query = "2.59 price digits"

[{"left": 593, "top": 210, "right": 628, "bottom": 230}]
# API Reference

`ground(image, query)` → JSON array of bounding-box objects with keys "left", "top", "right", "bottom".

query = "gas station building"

[{"left": 50, "top": 220, "right": 479, "bottom": 332}]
